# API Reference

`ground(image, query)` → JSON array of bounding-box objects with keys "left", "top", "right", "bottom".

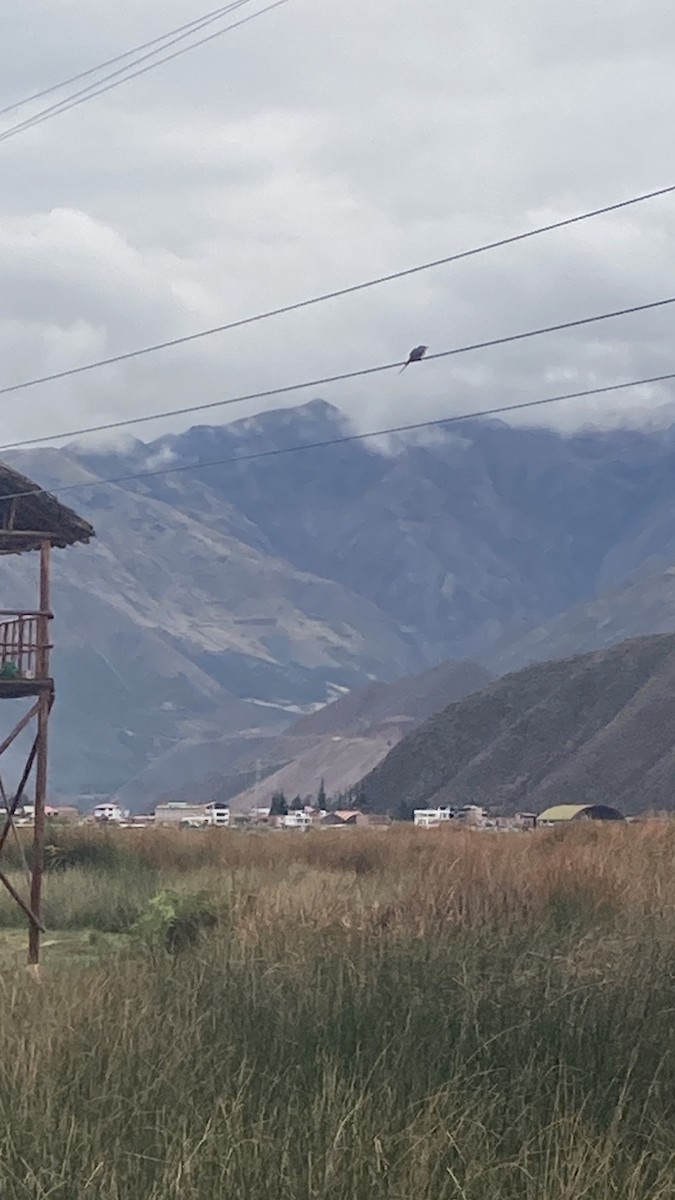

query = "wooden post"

[
  {"left": 27, "top": 540, "right": 51, "bottom": 968},
  {"left": 17, "top": 617, "right": 24, "bottom": 677}
]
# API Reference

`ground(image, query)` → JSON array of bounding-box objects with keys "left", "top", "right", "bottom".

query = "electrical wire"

[
  {"left": 0, "top": 0, "right": 288, "bottom": 147},
  {"left": 0, "top": 2, "right": 254, "bottom": 118},
  {"left": 0, "top": 293, "right": 673, "bottom": 452},
  {"left": 1, "top": 183, "right": 674, "bottom": 401},
  {"left": 4, "top": 369, "right": 675, "bottom": 505}
]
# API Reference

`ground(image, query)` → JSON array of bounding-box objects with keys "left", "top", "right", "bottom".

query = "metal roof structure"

[{"left": 538, "top": 803, "right": 625, "bottom": 822}]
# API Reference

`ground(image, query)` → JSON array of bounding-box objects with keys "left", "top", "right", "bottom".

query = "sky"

[{"left": 3, "top": 0, "right": 675, "bottom": 452}]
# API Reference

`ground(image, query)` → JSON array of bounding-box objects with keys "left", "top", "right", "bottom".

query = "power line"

[
  {"left": 1, "top": 183, "right": 675, "bottom": 401},
  {"left": 0, "top": 0, "right": 283, "bottom": 145},
  {"left": 0, "top": 0, "right": 288, "bottom": 147},
  {"left": 0, "top": 0, "right": 256, "bottom": 142},
  {"left": 0, "top": 2, "right": 252, "bottom": 118},
  {"left": 0, "top": 293, "right": 673, "bottom": 451},
  {"left": 4, "top": 369, "right": 675, "bottom": 505}
]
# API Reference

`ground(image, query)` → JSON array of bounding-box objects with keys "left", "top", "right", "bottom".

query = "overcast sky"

[{"left": 3, "top": 0, "right": 675, "bottom": 452}]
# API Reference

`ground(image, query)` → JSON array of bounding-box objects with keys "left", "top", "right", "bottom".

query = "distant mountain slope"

[
  {"left": 225, "top": 734, "right": 398, "bottom": 812},
  {"left": 359, "top": 633, "right": 675, "bottom": 816},
  {"left": 486, "top": 567, "right": 675, "bottom": 675},
  {"left": 223, "top": 657, "right": 493, "bottom": 810},
  {"left": 287, "top": 659, "right": 493, "bottom": 738},
  {"left": 1, "top": 437, "right": 426, "bottom": 795},
  {"left": 113, "top": 658, "right": 491, "bottom": 810},
  {"left": 10, "top": 399, "right": 675, "bottom": 797},
  {"left": 67, "top": 401, "right": 675, "bottom": 667}
]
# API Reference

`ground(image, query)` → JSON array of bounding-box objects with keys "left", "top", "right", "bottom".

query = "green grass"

[{"left": 0, "top": 823, "right": 673, "bottom": 1197}]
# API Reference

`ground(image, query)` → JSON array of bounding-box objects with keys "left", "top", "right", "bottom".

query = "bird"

[{"left": 399, "top": 344, "right": 428, "bottom": 373}]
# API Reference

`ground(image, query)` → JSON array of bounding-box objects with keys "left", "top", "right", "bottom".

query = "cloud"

[
  {"left": 143, "top": 444, "right": 178, "bottom": 470},
  {"left": 2, "top": 0, "right": 675, "bottom": 453}
]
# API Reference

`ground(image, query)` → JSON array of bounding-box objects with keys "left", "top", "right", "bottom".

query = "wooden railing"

[{"left": 0, "top": 611, "right": 52, "bottom": 681}]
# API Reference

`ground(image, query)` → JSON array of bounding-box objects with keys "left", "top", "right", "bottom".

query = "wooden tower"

[{"left": 0, "top": 462, "right": 94, "bottom": 967}]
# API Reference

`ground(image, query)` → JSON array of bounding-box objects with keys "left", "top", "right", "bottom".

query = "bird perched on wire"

[{"left": 399, "top": 344, "right": 428, "bottom": 373}]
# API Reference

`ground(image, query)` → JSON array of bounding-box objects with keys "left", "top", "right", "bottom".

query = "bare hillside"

[
  {"left": 288, "top": 660, "right": 492, "bottom": 738},
  {"left": 359, "top": 633, "right": 675, "bottom": 815},
  {"left": 166, "top": 658, "right": 492, "bottom": 811}
]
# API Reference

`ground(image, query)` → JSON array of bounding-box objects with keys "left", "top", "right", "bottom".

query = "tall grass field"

[{"left": 0, "top": 822, "right": 673, "bottom": 1198}]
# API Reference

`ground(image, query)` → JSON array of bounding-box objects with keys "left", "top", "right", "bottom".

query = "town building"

[
  {"left": 280, "top": 810, "right": 313, "bottom": 830},
  {"left": 413, "top": 807, "right": 454, "bottom": 828},
  {"left": 93, "top": 802, "right": 125, "bottom": 824},
  {"left": 538, "top": 803, "right": 625, "bottom": 824},
  {"left": 154, "top": 801, "right": 230, "bottom": 827}
]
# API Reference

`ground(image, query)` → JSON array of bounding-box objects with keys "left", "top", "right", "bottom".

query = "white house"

[
  {"left": 413, "top": 807, "right": 454, "bottom": 828},
  {"left": 93, "top": 802, "right": 125, "bottom": 824},
  {"left": 205, "top": 802, "right": 230, "bottom": 827},
  {"left": 280, "top": 810, "right": 312, "bottom": 830},
  {"left": 154, "top": 801, "right": 230, "bottom": 827}
]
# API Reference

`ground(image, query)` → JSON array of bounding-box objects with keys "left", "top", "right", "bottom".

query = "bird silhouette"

[{"left": 399, "top": 344, "right": 428, "bottom": 373}]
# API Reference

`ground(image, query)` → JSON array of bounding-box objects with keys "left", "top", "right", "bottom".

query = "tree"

[
  {"left": 289, "top": 794, "right": 304, "bottom": 811},
  {"left": 330, "top": 784, "right": 369, "bottom": 812},
  {"left": 316, "top": 778, "right": 327, "bottom": 810},
  {"left": 269, "top": 791, "right": 288, "bottom": 817}
]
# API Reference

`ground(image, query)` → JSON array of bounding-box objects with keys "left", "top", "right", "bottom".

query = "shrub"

[{"left": 131, "top": 888, "right": 219, "bottom": 956}]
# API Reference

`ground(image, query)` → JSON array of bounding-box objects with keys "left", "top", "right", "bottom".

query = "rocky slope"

[{"left": 359, "top": 633, "right": 675, "bottom": 816}]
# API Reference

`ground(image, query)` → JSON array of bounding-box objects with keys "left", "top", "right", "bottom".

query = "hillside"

[
  {"left": 486, "top": 566, "right": 675, "bottom": 674},
  {"left": 359, "top": 632, "right": 675, "bottom": 815},
  {"left": 10, "top": 401, "right": 675, "bottom": 797},
  {"left": 223, "top": 658, "right": 492, "bottom": 810},
  {"left": 113, "top": 657, "right": 491, "bottom": 810},
  {"left": 287, "top": 659, "right": 493, "bottom": 738}
]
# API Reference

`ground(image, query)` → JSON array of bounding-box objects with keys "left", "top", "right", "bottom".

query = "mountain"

[
  {"left": 71, "top": 403, "right": 675, "bottom": 663},
  {"left": 7, "top": 400, "right": 675, "bottom": 799},
  {"left": 358, "top": 633, "right": 675, "bottom": 816},
  {"left": 288, "top": 658, "right": 493, "bottom": 737},
  {"left": 485, "top": 566, "right": 675, "bottom": 675},
  {"left": 218, "top": 658, "right": 493, "bottom": 811},
  {"left": 0, "top": 433, "right": 426, "bottom": 796},
  {"left": 110, "top": 657, "right": 492, "bottom": 810}
]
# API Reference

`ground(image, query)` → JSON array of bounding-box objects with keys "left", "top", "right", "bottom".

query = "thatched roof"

[{"left": 0, "top": 461, "right": 95, "bottom": 555}]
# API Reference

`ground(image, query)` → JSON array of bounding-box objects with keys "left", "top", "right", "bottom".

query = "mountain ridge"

[
  {"left": 358, "top": 632, "right": 675, "bottom": 815},
  {"left": 5, "top": 399, "right": 675, "bottom": 800}
]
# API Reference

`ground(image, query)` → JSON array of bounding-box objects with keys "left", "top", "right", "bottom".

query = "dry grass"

[
  {"left": 3, "top": 819, "right": 675, "bottom": 935},
  {"left": 0, "top": 822, "right": 673, "bottom": 1198}
]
